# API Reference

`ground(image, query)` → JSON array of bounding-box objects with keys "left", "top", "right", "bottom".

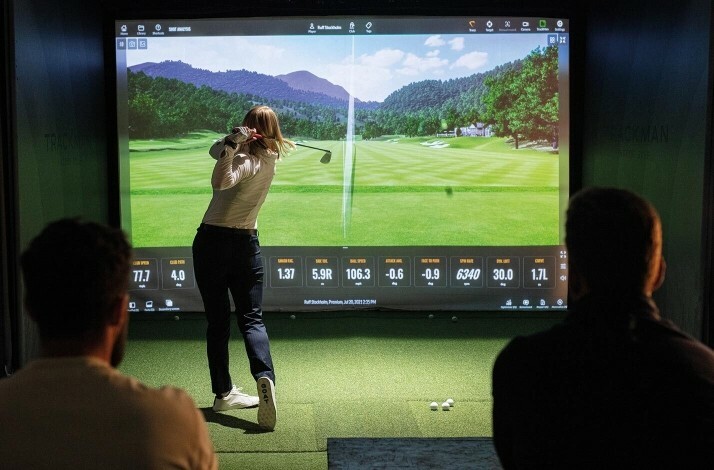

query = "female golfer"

[{"left": 192, "top": 105, "right": 294, "bottom": 431}]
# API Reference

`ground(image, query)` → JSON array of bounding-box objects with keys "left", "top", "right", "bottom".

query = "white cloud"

[
  {"left": 356, "top": 48, "right": 405, "bottom": 67},
  {"left": 448, "top": 37, "right": 465, "bottom": 51},
  {"left": 426, "top": 50, "right": 440, "bottom": 57},
  {"left": 451, "top": 51, "right": 488, "bottom": 70},
  {"left": 323, "top": 61, "right": 396, "bottom": 102},
  {"left": 397, "top": 53, "right": 448, "bottom": 76},
  {"left": 424, "top": 35, "right": 446, "bottom": 47}
]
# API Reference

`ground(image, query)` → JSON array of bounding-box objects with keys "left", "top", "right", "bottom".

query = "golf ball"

[
  {"left": 442, "top": 402, "right": 451, "bottom": 411},
  {"left": 430, "top": 402, "right": 439, "bottom": 411},
  {"left": 290, "top": 314, "right": 296, "bottom": 320},
  {"left": 451, "top": 316, "right": 458, "bottom": 322},
  {"left": 174, "top": 315, "right": 180, "bottom": 321},
  {"left": 446, "top": 398, "right": 454, "bottom": 406},
  {"left": 428, "top": 314, "right": 434, "bottom": 319}
]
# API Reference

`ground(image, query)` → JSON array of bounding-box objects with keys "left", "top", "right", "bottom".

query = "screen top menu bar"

[{"left": 115, "top": 17, "right": 569, "bottom": 37}]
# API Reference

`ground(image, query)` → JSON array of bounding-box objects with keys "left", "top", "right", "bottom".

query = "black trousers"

[{"left": 192, "top": 224, "right": 275, "bottom": 395}]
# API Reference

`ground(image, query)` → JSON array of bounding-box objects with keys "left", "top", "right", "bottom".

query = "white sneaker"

[
  {"left": 257, "top": 377, "right": 277, "bottom": 430},
  {"left": 212, "top": 386, "right": 259, "bottom": 411}
]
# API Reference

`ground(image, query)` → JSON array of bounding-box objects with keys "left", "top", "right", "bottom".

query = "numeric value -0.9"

[{"left": 423, "top": 268, "right": 440, "bottom": 280}]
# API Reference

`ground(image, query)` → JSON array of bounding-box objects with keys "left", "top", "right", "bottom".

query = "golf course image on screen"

[{"left": 119, "top": 22, "right": 566, "bottom": 248}]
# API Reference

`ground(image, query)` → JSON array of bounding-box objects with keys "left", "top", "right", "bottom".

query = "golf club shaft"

[{"left": 296, "top": 143, "right": 331, "bottom": 153}]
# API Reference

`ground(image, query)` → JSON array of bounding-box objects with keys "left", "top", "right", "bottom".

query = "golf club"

[{"left": 295, "top": 143, "right": 332, "bottom": 164}]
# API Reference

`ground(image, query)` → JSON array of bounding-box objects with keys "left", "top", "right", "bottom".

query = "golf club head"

[{"left": 320, "top": 152, "right": 332, "bottom": 164}]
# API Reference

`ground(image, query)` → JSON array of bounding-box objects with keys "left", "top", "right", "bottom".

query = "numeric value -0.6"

[{"left": 386, "top": 268, "right": 404, "bottom": 280}]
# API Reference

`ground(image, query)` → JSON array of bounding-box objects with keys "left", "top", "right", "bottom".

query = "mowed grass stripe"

[
  {"left": 128, "top": 134, "right": 561, "bottom": 247},
  {"left": 351, "top": 141, "right": 557, "bottom": 188}
]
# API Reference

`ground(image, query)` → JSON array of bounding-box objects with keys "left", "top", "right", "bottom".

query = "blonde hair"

[{"left": 242, "top": 105, "right": 295, "bottom": 156}]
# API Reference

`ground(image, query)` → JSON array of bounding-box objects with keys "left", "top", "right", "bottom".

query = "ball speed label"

[
  {"left": 341, "top": 257, "right": 375, "bottom": 287},
  {"left": 305, "top": 256, "right": 339, "bottom": 287},
  {"left": 450, "top": 257, "right": 484, "bottom": 288},
  {"left": 487, "top": 257, "right": 520, "bottom": 288}
]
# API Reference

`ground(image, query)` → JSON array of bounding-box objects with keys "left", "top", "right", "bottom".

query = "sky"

[{"left": 124, "top": 33, "right": 553, "bottom": 103}]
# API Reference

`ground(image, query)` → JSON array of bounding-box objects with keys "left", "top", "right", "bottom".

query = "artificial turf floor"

[{"left": 120, "top": 311, "right": 562, "bottom": 469}]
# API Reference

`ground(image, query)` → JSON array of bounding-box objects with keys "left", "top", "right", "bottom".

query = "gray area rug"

[{"left": 327, "top": 437, "right": 503, "bottom": 469}]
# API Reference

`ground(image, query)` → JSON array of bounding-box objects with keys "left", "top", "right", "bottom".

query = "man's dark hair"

[
  {"left": 20, "top": 218, "right": 131, "bottom": 342},
  {"left": 565, "top": 187, "right": 660, "bottom": 294}
]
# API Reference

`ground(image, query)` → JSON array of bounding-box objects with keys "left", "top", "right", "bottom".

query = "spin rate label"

[
  {"left": 523, "top": 256, "right": 556, "bottom": 288},
  {"left": 306, "top": 256, "right": 339, "bottom": 287},
  {"left": 378, "top": 257, "right": 411, "bottom": 287},
  {"left": 487, "top": 257, "right": 520, "bottom": 288},
  {"left": 415, "top": 257, "right": 447, "bottom": 287},
  {"left": 130, "top": 258, "right": 158, "bottom": 290},
  {"left": 161, "top": 257, "right": 196, "bottom": 289},
  {"left": 270, "top": 257, "right": 303, "bottom": 288},
  {"left": 450, "top": 256, "right": 484, "bottom": 288},
  {"left": 342, "top": 257, "right": 375, "bottom": 287}
]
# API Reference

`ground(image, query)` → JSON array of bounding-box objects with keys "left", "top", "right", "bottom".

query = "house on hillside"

[{"left": 460, "top": 122, "right": 493, "bottom": 137}]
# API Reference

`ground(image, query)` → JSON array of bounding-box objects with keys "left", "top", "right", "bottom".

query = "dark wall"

[
  {"left": 2, "top": 0, "right": 712, "bottom": 369},
  {"left": 582, "top": 0, "right": 712, "bottom": 338},
  {"left": 11, "top": 0, "right": 108, "bottom": 362},
  {"left": 1, "top": 0, "right": 17, "bottom": 376}
]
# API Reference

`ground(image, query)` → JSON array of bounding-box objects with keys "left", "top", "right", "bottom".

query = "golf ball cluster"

[{"left": 430, "top": 398, "right": 455, "bottom": 411}]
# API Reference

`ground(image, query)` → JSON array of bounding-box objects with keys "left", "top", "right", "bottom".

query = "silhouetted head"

[
  {"left": 565, "top": 187, "right": 665, "bottom": 298},
  {"left": 21, "top": 218, "right": 132, "bottom": 353}
]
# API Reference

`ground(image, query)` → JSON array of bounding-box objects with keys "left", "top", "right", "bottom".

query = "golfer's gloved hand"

[{"left": 224, "top": 127, "right": 253, "bottom": 147}]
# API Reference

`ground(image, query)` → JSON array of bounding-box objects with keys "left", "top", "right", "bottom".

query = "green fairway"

[{"left": 127, "top": 132, "right": 561, "bottom": 247}]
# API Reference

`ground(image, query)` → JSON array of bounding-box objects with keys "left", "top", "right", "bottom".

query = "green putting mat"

[{"left": 120, "top": 312, "right": 561, "bottom": 467}]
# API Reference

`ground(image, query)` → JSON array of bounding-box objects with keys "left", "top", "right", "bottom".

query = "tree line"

[{"left": 127, "top": 45, "right": 558, "bottom": 148}]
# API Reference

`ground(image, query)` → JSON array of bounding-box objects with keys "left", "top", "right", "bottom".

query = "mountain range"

[{"left": 129, "top": 60, "right": 379, "bottom": 109}]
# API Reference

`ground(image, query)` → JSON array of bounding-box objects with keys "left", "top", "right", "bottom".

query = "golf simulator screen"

[{"left": 113, "top": 15, "right": 571, "bottom": 313}]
